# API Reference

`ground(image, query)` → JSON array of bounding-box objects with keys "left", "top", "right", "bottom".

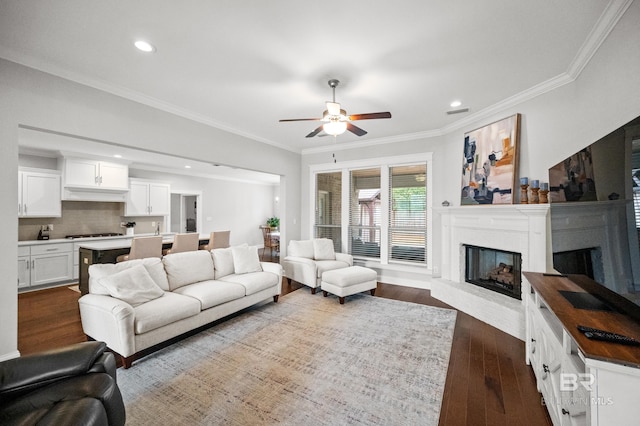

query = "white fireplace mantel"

[{"left": 432, "top": 204, "right": 551, "bottom": 340}]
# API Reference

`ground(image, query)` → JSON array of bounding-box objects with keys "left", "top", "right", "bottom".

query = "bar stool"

[
  {"left": 163, "top": 233, "right": 199, "bottom": 255},
  {"left": 116, "top": 236, "right": 163, "bottom": 262},
  {"left": 199, "top": 230, "right": 230, "bottom": 251}
]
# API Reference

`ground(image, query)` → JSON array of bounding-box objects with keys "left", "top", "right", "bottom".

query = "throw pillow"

[
  {"left": 162, "top": 250, "right": 215, "bottom": 291},
  {"left": 231, "top": 245, "right": 262, "bottom": 274},
  {"left": 212, "top": 246, "right": 235, "bottom": 279},
  {"left": 288, "top": 240, "right": 314, "bottom": 258},
  {"left": 313, "top": 238, "right": 336, "bottom": 260},
  {"left": 97, "top": 264, "right": 164, "bottom": 306}
]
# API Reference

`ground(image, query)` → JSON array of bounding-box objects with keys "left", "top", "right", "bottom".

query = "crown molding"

[
  {"left": 0, "top": 47, "right": 299, "bottom": 154},
  {"left": 566, "top": 0, "right": 634, "bottom": 78},
  {"left": 301, "top": 128, "right": 443, "bottom": 155}
]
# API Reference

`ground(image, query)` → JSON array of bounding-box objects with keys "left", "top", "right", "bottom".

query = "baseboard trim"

[{"left": 0, "top": 350, "right": 21, "bottom": 362}]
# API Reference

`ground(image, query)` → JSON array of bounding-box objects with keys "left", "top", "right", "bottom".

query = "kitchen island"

[{"left": 78, "top": 234, "right": 209, "bottom": 294}]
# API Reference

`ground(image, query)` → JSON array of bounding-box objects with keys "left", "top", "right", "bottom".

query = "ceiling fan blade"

[
  {"left": 306, "top": 125, "right": 324, "bottom": 138},
  {"left": 348, "top": 112, "right": 392, "bottom": 121},
  {"left": 346, "top": 122, "right": 367, "bottom": 136},
  {"left": 279, "top": 118, "right": 322, "bottom": 122}
]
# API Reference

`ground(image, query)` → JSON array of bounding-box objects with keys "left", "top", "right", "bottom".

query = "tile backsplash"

[{"left": 19, "top": 201, "right": 165, "bottom": 240}]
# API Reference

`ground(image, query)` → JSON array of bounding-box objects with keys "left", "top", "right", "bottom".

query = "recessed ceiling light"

[
  {"left": 450, "top": 100, "right": 462, "bottom": 108},
  {"left": 113, "top": 154, "right": 122, "bottom": 158},
  {"left": 185, "top": 165, "right": 191, "bottom": 169},
  {"left": 134, "top": 40, "right": 156, "bottom": 53}
]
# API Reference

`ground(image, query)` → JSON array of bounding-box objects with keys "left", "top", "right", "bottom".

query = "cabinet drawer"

[
  {"left": 18, "top": 246, "right": 31, "bottom": 256},
  {"left": 30, "top": 243, "right": 72, "bottom": 255}
]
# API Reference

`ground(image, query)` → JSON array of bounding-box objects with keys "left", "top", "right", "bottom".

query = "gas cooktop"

[{"left": 65, "top": 233, "right": 123, "bottom": 239}]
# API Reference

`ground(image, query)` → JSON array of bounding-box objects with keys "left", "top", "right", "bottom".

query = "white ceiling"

[{"left": 0, "top": 1, "right": 630, "bottom": 161}]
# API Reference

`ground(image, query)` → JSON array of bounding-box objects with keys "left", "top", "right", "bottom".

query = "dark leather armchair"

[{"left": 0, "top": 341, "right": 125, "bottom": 425}]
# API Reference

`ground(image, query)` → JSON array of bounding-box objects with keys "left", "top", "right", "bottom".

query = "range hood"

[{"left": 62, "top": 187, "right": 128, "bottom": 202}]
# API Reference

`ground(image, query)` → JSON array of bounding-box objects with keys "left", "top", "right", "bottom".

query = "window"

[
  {"left": 311, "top": 153, "right": 433, "bottom": 269},
  {"left": 349, "top": 168, "right": 381, "bottom": 259},
  {"left": 315, "top": 172, "right": 342, "bottom": 252},
  {"left": 389, "top": 165, "right": 427, "bottom": 263}
]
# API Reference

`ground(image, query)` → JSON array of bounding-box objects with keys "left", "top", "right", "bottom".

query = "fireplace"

[
  {"left": 464, "top": 245, "right": 522, "bottom": 300},
  {"left": 433, "top": 204, "right": 550, "bottom": 340},
  {"left": 552, "top": 246, "right": 604, "bottom": 283}
]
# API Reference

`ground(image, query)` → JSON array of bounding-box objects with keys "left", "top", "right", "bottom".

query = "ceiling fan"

[{"left": 279, "top": 79, "right": 392, "bottom": 138}]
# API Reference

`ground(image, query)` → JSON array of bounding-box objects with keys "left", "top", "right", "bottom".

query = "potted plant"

[
  {"left": 266, "top": 217, "right": 280, "bottom": 230},
  {"left": 123, "top": 221, "right": 136, "bottom": 236}
]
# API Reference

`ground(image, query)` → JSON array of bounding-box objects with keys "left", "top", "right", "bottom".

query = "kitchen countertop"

[
  {"left": 77, "top": 233, "right": 210, "bottom": 250},
  {"left": 18, "top": 233, "right": 207, "bottom": 247}
]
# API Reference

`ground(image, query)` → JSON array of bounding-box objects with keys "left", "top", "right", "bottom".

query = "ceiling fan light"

[{"left": 324, "top": 121, "right": 347, "bottom": 136}]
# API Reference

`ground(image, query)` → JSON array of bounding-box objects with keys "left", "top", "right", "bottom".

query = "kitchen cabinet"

[
  {"left": 18, "top": 169, "right": 61, "bottom": 217},
  {"left": 18, "top": 243, "right": 74, "bottom": 289},
  {"left": 125, "top": 179, "right": 170, "bottom": 216},
  {"left": 62, "top": 158, "right": 128, "bottom": 190}
]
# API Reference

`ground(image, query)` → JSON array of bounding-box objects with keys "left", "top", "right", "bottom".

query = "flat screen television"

[{"left": 548, "top": 115, "right": 640, "bottom": 306}]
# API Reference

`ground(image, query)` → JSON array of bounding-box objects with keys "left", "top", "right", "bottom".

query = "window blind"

[
  {"left": 389, "top": 165, "right": 427, "bottom": 263},
  {"left": 315, "top": 172, "right": 342, "bottom": 252},
  {"left": 349, "top": 168, "right": 381, "bottom": 259}
]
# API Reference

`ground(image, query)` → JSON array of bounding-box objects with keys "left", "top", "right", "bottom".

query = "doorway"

[{"left": 170, "top": 192, "right": 202, "bottom": 233}]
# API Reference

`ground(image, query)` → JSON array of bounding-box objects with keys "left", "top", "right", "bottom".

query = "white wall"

[
  {"left": 129, "top": 169, "right": 278, "bottom": 246},
  {"left": 0, "top": 58, "right": 301, "bottom": 360}
]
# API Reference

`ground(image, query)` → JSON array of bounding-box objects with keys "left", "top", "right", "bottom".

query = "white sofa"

[
  {"left": 282, "top": 238, "right": 353, "bottom": 293},
  {"left": 78, "top": 246, "right": 282, "bottom": 368}
]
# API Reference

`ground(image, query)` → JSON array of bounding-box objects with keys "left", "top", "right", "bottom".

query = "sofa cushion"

[
  {"left": 288, "top": 240, "right": 314, "bottom": 259},
  {"left": 219, "top": 271, "right": 279, "bottom": 296},
  {"left": 316, "top": 260, "right": 350, "bottom": 278},
  {"left": 231, "top": 245, "right": 262, "bottom": 274},
  {"left": 162, "top": 250, "right": 215, "bottom": 291},
  {"left": 313, "top": 238, "right": 336, "bottom": 260},
  {"left": 97, "top": 264, "right": 164, "bottom": 307},
  {"left": 211, "top": 247, "right": 235, "bottom": 279},
  {"left": 173, "top": 280, "right": 246, "bottom": 310},
  {"left": 89, "top": 258, "right": 169, "bottom": 295},
  {"left": 133, "top": 292, "right": 201, "bottom": 334}
]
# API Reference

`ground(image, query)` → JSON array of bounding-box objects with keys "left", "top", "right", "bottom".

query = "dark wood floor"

[{"left": 18, "top": 263, "right": 551, "bottom": 425}]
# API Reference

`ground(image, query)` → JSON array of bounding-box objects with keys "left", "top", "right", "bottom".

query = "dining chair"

[
  {"left": 260, "top": 225, "right": 279, "bottom": 261},
  {"left": 199, "top": 230, "right": 231, "bottom": 251},
  {"left": 164, "top": 233, "right": 199, "bottom": 255},
  {"left": 116, "top": 236, "right": 163, "bottom": 262}
]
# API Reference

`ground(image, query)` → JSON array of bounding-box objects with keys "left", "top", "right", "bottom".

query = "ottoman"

[{"left": 321, "top": 266, "right": 378, "bottom": 304}]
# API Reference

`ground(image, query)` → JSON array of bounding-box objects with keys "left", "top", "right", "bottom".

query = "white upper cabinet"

[
  {"left": 125, "top": 179, "right": 170, "bottom": 216},
  {"left": 18, "top": 169, "right": 61, "bottom": 217},
  {"left": 63, "top": 158, "right": 128, "bottom": 190}
]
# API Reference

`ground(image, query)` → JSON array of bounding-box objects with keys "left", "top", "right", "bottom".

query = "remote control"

[{"left": 577, "top": 325, "right": 640, "bottom": 346}]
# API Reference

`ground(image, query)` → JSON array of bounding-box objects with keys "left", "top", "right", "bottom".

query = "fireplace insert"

[{"left": 464, "top": 245, "right": 522, "bottom": 300}]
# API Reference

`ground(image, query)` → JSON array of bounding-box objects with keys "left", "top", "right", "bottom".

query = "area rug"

[{"left": 117, "top": 291, "right": 457, "bottom": 425}]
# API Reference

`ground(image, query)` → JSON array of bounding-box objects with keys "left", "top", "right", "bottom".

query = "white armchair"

[{"left": 282, "top": 238, "right": 353, "bottom": 293}]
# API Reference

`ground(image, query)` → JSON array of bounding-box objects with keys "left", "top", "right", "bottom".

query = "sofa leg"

[
  {"left": 311, "top": 288, "right": 317, "bottom": 295},
  {"left": 370, "top": 289, "right": 376, "bottom": 296},
  {"left": 273, "top": 295, "right": 279, "bottom": 303},
  {"left": 122, "top": 355, "right": 133, "bottom": 369},
  {"left": 339, "top": 297, "right": 345, "bottom": 305},
  {"left": 323, "top": 290, "right": 328, "bottom": 297}
]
